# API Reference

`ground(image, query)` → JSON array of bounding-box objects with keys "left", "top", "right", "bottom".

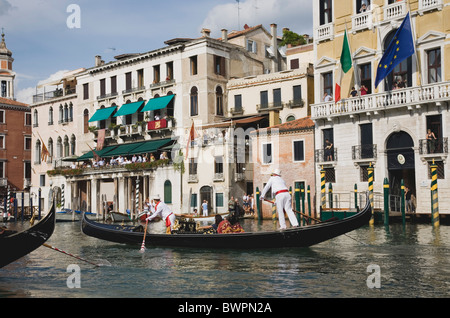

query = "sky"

[{"left": 0, "top": 0, "right": 313, "bottom": 104}]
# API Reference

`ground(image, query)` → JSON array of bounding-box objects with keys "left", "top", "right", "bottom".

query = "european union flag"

[{"left": 375, "top": 12, "right": 415, "bottom": 88}]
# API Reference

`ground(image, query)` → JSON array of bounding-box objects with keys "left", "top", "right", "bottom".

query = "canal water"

[{"left": 1, "top": 218, "right": 450, "bottom": 299}]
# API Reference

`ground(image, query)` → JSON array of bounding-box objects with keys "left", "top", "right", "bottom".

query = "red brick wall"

[{"left": 253, "top": 128, "right": 316, "bottom": 219}]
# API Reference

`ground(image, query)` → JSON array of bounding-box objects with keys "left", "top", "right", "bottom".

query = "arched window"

[
  {"left": 190, "top": 86, "right": 198, "bottom": 116},
  {"left": 33, "top": 109, "right": 39, "bottom": 127},
  {"left": 70, "top": 134, "right": 76, "bottom": 156},
  {"left": 35, "top": 139, "right": 41, "bottom": 163},
  {"left": 164, "top": 180, "right": 172, "bottom": 204},
  {"left": 57, "top": 137, "right": 62, "bottom": 158},
  {"left": 48, "top": 138, "right": 53, "bottom": 162},
  {"left": 216, "top": 86, "right": 223, "bottom": 116},
  {"left": 69, "top": 103, "right": 73, "bottom": 122},
  {"left": 59, "top": 105, "right": 63, "bottom": 123},
  {"left": 48, "top": 107, "right": 53, "bottom": 125},
  {"left": 286, "top": 115, "right": 296, "bottom": 122},
  {"left": 63, "top": 135, "right": 69, "bottom": 157}
]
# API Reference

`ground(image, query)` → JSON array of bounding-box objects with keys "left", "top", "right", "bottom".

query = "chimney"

[
  {"left": 270, "top": 23, "right": 278, "bottom": 72},
  {"left": 221, "top": 29, "right": 228, "bottom": 42},
  {"left": 201, "top": 28, "right": 211, "bottom": 37},
  {"left": 95, "top": 55, "right": 102, "bottom": 67}
]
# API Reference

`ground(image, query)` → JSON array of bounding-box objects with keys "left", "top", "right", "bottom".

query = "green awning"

[
  {"left": 128, "top": 138, "right": 174, "bottom": 155},
  {"left": 88, "top": 106, "right": 117, "bottom": 122},
  {"left": 76, "top": 145, "right": 119, "bottom": 161},
  {"left": 103, "top": 143, "right": 143, "bottom": 157},
  {"left": 142, "top": 95, "right": 174, "bottom": 112},
  {"left": 114, "top": 101, "right": 145, "bottom": 117}
]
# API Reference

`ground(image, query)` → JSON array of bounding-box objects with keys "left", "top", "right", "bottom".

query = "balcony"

[
  {"left": 257, "top": 101, "right": 284, "bottom": 113},
  {"left": 32, "top": 87, "right": 76, "bottom": 104},
  {"left": 316, "top": 23, "right": 334, "bottom": 42},
  {"left": 311, "top": 81, "right": 450, "bottom": 120},
  {"left": 315, "top": 148, "right": 338, "bottom": 164},
  {"left": 122, "top": 86, "right": 146, "bottom": 95},
  {"left": 384, "top": 1, "right": 407, "bottom": 21},
  {"left": 419, "top": 138, "right": 448, "bottom": 156},
  {"left": 351, "top": 10, "right": 373, "bottom": 33},
  {"left": 149, "top": 79, "right": 175, "bottom": 89},
  {"left": 352, "top": 144, "right": 377, "bottom": 161},
  {"left": 97, "top": 92, "right": 118, "bottom": 101},
  {"left": 418, "top": 0, "right": 443, "bottom": 15},
  {"left": 287, "top": 99, "right": 305, "bottom": 109}
]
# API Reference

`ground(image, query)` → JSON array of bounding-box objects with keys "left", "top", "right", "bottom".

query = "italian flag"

[{"left": 335, "top": 29, "right": 352, "bottom": 103}]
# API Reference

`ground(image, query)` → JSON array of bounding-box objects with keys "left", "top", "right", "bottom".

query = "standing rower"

[
  {"left": 146, "top": 194, "right": 176, "bottom": 233},
  {"left": 260, "top": 169, "right": 299, "bottom": 230}
]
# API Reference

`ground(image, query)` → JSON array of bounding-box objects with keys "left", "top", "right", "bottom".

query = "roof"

[
  {"left": 253, "top": 116, "right": 315, "bottom": 136},
  {"left": 224, "top": 24, "right": 271, "bottom": 40},
  {"left": 0, "top": 97, "right": 29, "bottom": 108}
]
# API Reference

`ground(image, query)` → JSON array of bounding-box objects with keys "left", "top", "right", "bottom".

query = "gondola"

[
  {"left": 0, "top": 200, "right": 56, "bottom": 268},
  {"left": 81, "top": 196, "right": 372, "bottom": 249}
]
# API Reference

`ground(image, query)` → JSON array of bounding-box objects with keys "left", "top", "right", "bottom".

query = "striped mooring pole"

[
  {"left": 430, "top": 160, "right": 440, "bottom": 227},
  {"left": 354, "top": 184, "right": 358, "bottom": 210},
  {"left": 320, "top": 166, "right": 326, "bottom": 210},
  {"left": 301, "top": 184, "right": 306, "bottom": 226},
  {"left": 135, "top": 178, "right": 140, "bottom": 218},
  {"left": 295, "top": 184, "right": 301, "bottom": 224},
  {"left": 61, "top": 184, "right": 65, "bottom": 209},
  {"left": 256, "top": 187, "right": 262, "bottom": 220},
  {"left": 383, "top": 178, "right": 389, "bottom": 227},
  {"left": 368, "top": 163, "right": 374, "bottom": 226},
  {"left": 307, "top": 185, "right": 312, "bottom": 220},
  {"left": 271, "top": 198, "right": 277, "bottom": 225}
]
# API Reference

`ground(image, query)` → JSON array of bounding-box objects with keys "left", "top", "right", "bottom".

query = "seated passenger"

[{"left": 217, "top": 212, "right": 244, "bottom": 234}]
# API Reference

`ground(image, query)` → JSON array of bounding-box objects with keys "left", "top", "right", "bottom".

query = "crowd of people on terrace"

[{"left": 74, "top": 151, "right": 170, "bottom": 169}]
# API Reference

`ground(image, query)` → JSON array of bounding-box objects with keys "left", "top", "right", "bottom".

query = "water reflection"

[{"left": 1, "top": 219, "right": 450, "bottom": 297}]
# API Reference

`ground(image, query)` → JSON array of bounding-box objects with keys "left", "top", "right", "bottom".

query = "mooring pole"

[
  {"left": 301, "top": 184, "right": 306, "bottom": 226},
  {"left": 256, "top": 187, "right": 262, "bottom": 220},
  {"left": 295, "top": 184, "right": 301, "bottom": 224},
  {"left": 401, "top": 179, "right": 405, "bottom": 227},
  {"left": 430, "top": 160, "right": 440, "bottom": 228},
  {"left": 320, "top": 166, "right": 326, "bottom": 210},
  {"left": 354, "top": 184, "right": 358, "bottom": 210},
  {"left": 368, "top": 163, "right": 374, "bottom": 226},
  {"left": 307, "top": 185, "right": 312, "bottom": 220},
  {"left": 383, "top": 178, "right": 389, "bottom": 226}
]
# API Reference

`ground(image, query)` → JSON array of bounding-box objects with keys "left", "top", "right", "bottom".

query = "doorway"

[
  {"left": 386, "top": 131, "right": 415, "bottom": 211},
  {"left": 200, "top": 186, "right": 213, "bottom": 215}
]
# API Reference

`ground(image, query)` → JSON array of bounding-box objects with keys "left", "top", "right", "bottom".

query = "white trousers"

[{"left": 275, "top": 192, "right": 299, "bottom": 229}]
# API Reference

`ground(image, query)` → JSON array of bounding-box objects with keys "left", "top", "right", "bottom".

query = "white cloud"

[{"left": 200, "top": 0, "right": 313, "bottom": 37}]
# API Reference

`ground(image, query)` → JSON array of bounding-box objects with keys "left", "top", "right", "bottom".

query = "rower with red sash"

[
  {"left": 146, "top": 194, "right": 176, "bottom": 234},
  {"left": 260, "top": 169, "right": 299, "bottom": 230}
]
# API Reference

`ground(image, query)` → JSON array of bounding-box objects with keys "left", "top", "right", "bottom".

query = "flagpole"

[
  {"left": 345, "top": 20, "right": 359, "bottom": 96},
  {"left": 406, "top": 1, "right": 422, "bottom": 87}
]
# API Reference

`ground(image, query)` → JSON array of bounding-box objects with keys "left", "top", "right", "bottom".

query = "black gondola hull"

[
  {"left": 0, "top": 202, "right": 56, "bottom": 268},
  {"left": 81, "top": 198, "right": 372, "bottom": 249}
]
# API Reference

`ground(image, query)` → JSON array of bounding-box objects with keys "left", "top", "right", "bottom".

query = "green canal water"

[{"left": 1, "top": 219, "right": 449, "bottom": 298}]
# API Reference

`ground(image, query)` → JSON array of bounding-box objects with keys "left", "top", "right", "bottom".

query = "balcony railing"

[
  {"left": 418, "top": 138, "right": 448, "bottom": 155},
  {"left": 315, "top": 148, "right": 338, "bottom": 163},
  {"left": 122, "top": 86, "right": 146, "bottom": 95},
  {"left": 316, "top": 23, "right": 334, "bottom": 42},
  {"left": 257, "top": 101, "right": 284, "bottom": 112},
  {"left": 32, "top": 87, "right": 76, "bottom": 103},
  {"left": 311, "top": 81, "right": 450, "bottom": 120},
  {"left": 419, "top": 0, "right": 443, "bottom": 14},
  {"left": 384, "top": 1, "right": 406, "bottom": 21},
  {"left": 352, "top": 10, "right": 373, "bottom": 33},
  {"left": 352, "top": 144, "right": 377, "bottom": 160}
]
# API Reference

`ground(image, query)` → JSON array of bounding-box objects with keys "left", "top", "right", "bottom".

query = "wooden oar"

[
  {"left": 42, "top": 243, "right": 110, "bottom": 267},
  {"left": 139, "top": 219, "right": 149, "bottom": 253}
]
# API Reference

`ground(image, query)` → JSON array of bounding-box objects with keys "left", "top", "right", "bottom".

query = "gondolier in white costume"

[
  {"left": 260, "top": 169, "right": 299, "bottom": 230},
  {"left": 146, "top": 194, "right": 176, "bottom": 234}
]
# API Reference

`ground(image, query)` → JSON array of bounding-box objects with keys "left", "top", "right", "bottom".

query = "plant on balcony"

[
  {"left": 88, "top": 126, "right": 98, "bottom": 136},
  {"left": 280, "top": 29, "right": 306, "bottom": 47}
]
